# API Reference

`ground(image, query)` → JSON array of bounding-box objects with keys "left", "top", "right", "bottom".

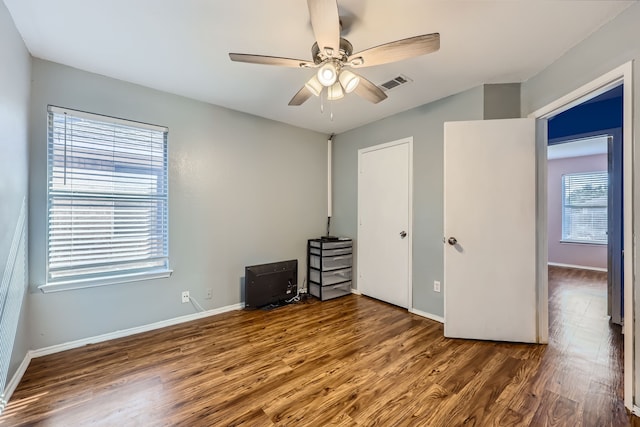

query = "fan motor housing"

[{"left": 312, "top": 38, "right": 353, "bottom": 64}]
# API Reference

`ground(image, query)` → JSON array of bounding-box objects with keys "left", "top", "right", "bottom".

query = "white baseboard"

[
  {"left": 351, "top": 293, "right": 443, "bottom": 324},
  {"left": 547, "top": 262, "right": 607, "bottom": 272},
  {"left": 409, "top": 308, "right": 444, "bottom": 323},
  {"left": 633, "top": 405, "right": 640, "bottom": 416},
  {"left": 0, "top": 302, "right": 243, "bottom": 413},
  {"left": 31, "top": 302, "right": 244, "bottom": 359},
  {"left": 0, "top": 351, "right": 32, "bottom": 414}
]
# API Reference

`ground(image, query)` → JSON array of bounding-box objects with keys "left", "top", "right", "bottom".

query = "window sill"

[
  {"left": 38, "top": 269, "right": 173, "bottom": 293},
  {"left": 559, "top": 240, "right": 607, "bottom": 246}
]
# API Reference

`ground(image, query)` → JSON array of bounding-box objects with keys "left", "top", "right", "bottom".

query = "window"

[
  {"left": 42, "top": 106, "right": 170, "bottom": 292},
  {"left": 561, "top": 171, "right": 607, "bottom": 244}
]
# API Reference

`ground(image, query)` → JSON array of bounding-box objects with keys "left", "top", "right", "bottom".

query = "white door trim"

[
  {"left": 357, "top": 137, "right": 413, "bottom": 311},
  {"left": 529, "top": 61, "right": 634, "bottom": 409},
  {"left": 535, "top": 119, "right": 549, "bottom": 344}
]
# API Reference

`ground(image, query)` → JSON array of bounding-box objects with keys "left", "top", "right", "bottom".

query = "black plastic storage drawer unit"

[{"left": 307, "top": 238, "right": 352, "bottom": 301}]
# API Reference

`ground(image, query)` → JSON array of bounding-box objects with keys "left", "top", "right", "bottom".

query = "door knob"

[
  {"left": 447, "top": 237, "right": 457, "bottom": 245},
  {"left": 400, "top": 231, "right": 407, "bottom": 239}
]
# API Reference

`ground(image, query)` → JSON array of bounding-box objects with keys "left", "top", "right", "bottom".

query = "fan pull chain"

[
  {"left": 330, "top": 100, "right": 334, "bottom": 121},
  {"left": 320, "top": 90, "right": 324, "bottom": 114}
]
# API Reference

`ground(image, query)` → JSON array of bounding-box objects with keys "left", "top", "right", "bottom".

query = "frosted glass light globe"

[
  {"left": 317, "top": 62, "right": 338, "bottom": 87},
  {"left": 339, "top": 70, "right": 360, "bottom": 93}
]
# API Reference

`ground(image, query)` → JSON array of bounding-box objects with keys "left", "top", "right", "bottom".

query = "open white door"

[{"left": 444, "top": 119, "right": 543, "bottom": 343}]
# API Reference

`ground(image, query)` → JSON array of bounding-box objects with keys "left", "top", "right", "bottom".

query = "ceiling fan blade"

[
  {"left": 289, "top": 86, "right": 314, "bottom": 106},
  {"left": 307, "top": 0, "right": 340, "bottom": 57},
  {"left": 348, "top": 33, "right": 440, "bottom": 68},
  {"left": 229, "top": 53, "right": 313, "bottom": 68},
  {"left": 354, "top": 75, "right": 387, "bottom": 104}
]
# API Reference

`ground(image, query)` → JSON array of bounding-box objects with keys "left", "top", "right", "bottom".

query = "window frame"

[
  {"left": 39, "top": 106, "right": 172, "bottom": 293},
  {"left": 560, "top": 170, "right": 608, "bottom": 246}
]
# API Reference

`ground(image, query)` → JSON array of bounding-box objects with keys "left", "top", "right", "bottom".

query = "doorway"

[
  {"left": 546, "top": 83, "right": 623, "bottom": 325},
  {"left": 530, "top": 62, "right": 633, "bottom": 408}
]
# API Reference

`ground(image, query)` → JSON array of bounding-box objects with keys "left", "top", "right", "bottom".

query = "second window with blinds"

[
  {"left": 41, "top": 106, "right": 171, "bottom": 292},
  {"left": 561, "top": 171, "right": 608, "bottom": 245}
]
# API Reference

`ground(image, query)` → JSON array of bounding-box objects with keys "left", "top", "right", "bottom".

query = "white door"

[
  {"left": 444, "top": 119, "right": 541, "bottom": 343},
  {"left": 358, "top": 138, "right": 411, "bottom": 308}
]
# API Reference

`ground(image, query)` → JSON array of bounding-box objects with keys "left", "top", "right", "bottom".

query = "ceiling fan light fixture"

[
  {"left": 305, "top": 75, "right": 323, "bottom": 97},
  {"left": 230, "top": 2, "right": 440, "bottom": 109},
  {"left": 339, "top": 70, "right": 360, "bottom": 93},
  {"left": 327, "top": 82, "right": 344, "bottom": 101},
  {"left": 317, "top": 62, "right": 338, "bottom": 86}
]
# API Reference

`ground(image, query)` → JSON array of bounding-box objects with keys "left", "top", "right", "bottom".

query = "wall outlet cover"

[
  {"left": 181, "top": 291, "right": 190, "bottom": 303},
  {"left": 434, "top": 281, "right": 441, "bottom": 292}
]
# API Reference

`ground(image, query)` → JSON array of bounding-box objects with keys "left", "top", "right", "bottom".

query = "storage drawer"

[
  {"left": 309, "top": 254, "right": 352, "bottom": 271},
  {"left": 309, "top": 247, "right": 321, "bottom": 256},
  {"left": 323, "top": 247, "right": 351, "bottom": 256},
  {"left": 309, "top": 268, "right": 351, "bottom": 286},
  {"left": 321, "top": 240, "right": 352, "bottom": 250},
  {"left": 309, "top": 281, "right": 351, "bottom": 300},
  {"left": 309, "top": 239, "right": 351, "bottom": 250}
]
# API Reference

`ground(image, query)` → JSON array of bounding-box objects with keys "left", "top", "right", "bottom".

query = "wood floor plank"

[
  {"left": 428, "top": 342, "right": 497, "bottom": 394},
  {"left": 445, "top": 355, "right": 523, "bottom": 425},
  {"left": 583, "top": 378, "right": 628, "bottom": 427},
  {"left": 395, "top": 383, "right": 452, "bottom": 427},
  {"left": 266, "top": 368, "right": 376, "bottom": 426},
  {"left": 529, "top": 389, "right": 580, "bottom": 426},
  {"left": 424, "top": 350, "right": 510, "bottom": 426},
  {"left": 0, "top": 266, "right": 636, "bottom": 426}
]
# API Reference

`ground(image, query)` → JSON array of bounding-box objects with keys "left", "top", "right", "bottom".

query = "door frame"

[
  {"left": 529, "top": 61, "right": 634, "bottom": 409},
  {"left": 356, "top": 137, "right": 413, "bottom": 310}
]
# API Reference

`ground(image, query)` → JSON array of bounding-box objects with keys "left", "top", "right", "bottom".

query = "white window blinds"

[
  {"left": 45, "top": 106, "right": 170, "bottom": 290},
  {"left": 562, "top": 171, "right": 607, "bottom": 244}
]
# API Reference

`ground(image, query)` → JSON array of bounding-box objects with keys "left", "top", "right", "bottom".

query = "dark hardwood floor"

[{"left": 0, "top": 266, "right": 634, "bottom": 426}]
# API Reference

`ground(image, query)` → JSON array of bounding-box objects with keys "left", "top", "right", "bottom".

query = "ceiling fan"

[{"left": 229, "top": 0, "right": 440, "bottom": 106}]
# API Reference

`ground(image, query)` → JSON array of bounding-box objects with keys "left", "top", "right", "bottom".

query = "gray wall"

[
  {"left": 0, "top": 1, "right": 31, "bottom": 384},
  {"left": 521, "top": 0, "right": 640, "bottom": 403},
  {"left": 484, "top": 83, "right": 521, "bottom": 120},
  {"left": 28, "top": 59, "right": 327, "bottom": 349},
  {"left": 332, "top": 85, "right": 485, "bottom": 317}
]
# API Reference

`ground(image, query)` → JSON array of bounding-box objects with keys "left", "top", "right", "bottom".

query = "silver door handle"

[
  {"left": 400, "top": 231, "right": 407, "bottom": 239},
  {"left": 447, "top": 237, "right": 457, "bottom": 245}
]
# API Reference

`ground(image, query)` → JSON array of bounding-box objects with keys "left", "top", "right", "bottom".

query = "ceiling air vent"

[{"left": 380, "top": 74, "right": 413, "bottom": 91}]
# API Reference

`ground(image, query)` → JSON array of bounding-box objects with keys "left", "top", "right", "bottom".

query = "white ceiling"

[{"left": 4, "top": 0, "right": 634, "bottom": 134}]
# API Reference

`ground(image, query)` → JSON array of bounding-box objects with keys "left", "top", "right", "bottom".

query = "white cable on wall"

[{"left": 328, "top": 136, "right": 333, "bottom": 218}]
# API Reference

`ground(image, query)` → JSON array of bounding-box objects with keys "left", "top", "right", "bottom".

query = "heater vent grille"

[{"left": 380, "top": 75, "right": 413, "bottom": 91}]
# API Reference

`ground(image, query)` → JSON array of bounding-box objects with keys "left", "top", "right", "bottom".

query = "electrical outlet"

[
  {"left": 181, "top": 291, "right": 190, "bottom": 303},
  {"left": 434, "top": 281, "right": 441, "bottom": 293},
  {"left": 205, "top": 288, "right": 213, "bottom": 299}
]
